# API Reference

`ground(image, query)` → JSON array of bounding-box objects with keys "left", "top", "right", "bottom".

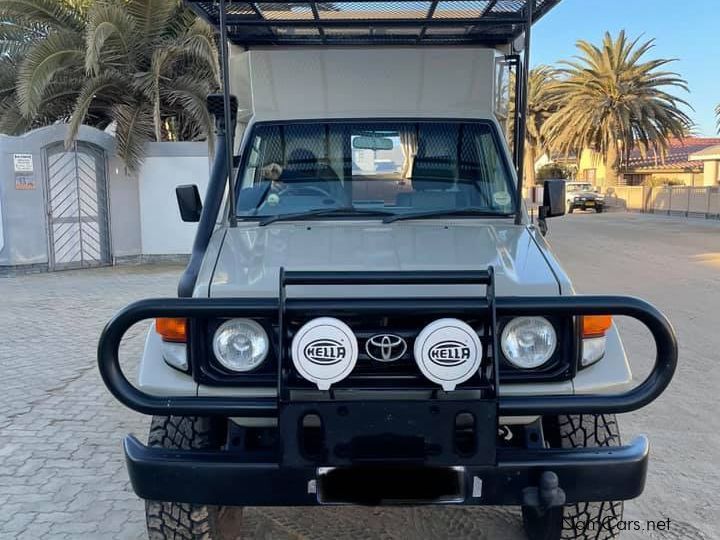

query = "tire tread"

[
  {"left": 145, "top": 416, "right": 231, "bottom": 540},
  {"left": 558, "top": 414, "right": 623, "bottom": 540}
]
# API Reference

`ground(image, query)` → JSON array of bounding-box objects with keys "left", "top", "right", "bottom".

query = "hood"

[{"left": 208, "top": 221, "right": 560, "bottom": 298}]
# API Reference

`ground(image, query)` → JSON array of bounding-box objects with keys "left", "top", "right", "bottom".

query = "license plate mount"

[{"left": 280, "top": 399, "right": 497, "bottom": 467}]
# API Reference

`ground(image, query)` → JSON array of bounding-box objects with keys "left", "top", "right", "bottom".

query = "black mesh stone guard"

[{"left": 97, "top": 269, "right": 677, "bottom": 417}]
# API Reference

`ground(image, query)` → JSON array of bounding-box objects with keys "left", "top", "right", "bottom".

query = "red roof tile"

[{"left": 625, "top": 138, "right": 720, "bottom": 171}]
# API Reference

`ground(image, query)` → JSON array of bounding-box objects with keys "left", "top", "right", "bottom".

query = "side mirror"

[
  {"left": 537, "top": 179, "right": 566, "bottom": 236},
  {"left": 542, "top": 179, "right": 566, "bottom": 218},
  {"left": 176, "top": 184, "right": 202, "bottom": 222}
]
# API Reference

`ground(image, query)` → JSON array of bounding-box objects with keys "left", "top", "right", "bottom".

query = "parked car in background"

[{"left": 566, "top": 182, "right": 605, "bottom": 213}]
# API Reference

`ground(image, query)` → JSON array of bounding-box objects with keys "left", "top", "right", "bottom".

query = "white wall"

[
  {"left": 138, "top": 142, "right": 210, "bottom": 255},
  {"left": 108, "top": 155, "right": 142, "bottom": 258}
]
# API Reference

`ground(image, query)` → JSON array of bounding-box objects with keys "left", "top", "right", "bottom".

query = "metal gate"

[{"left": 44, "top": 141, "right": 110, "bottom": 269}]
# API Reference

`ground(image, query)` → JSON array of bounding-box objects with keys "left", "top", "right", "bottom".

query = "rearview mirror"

[
  {"left": 542, "top": 179, "right": 566, "bottom": 218},
  {"left": 352, "top": 136, "right": 394, "bottom": 151},
  {"left": 176, "top": 184, "right": 202, "bottom": 222}
]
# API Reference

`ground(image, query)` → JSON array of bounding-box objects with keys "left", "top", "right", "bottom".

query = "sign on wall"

[
  {"left": 13, "top": 153, "right": 36, "bottom": 190},
  {"left": 15, "top": 176, "right": 36, "bottom": 190},
  {"left": 13, "top": 153, "right": 34, "bottom": 173}
]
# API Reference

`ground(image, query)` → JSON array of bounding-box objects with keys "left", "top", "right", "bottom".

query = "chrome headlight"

[
  {"left": 501, "top": 317, "right": 557, "bottom": 369},
  {"left": 212, "top": 319, "right": 269, "bottom": 372}
]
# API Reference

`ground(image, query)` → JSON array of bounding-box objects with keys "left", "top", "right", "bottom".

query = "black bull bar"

[
  {"left": 97, "top": 270, "right": 678, "bottom": 506},
  {"left": 98, "top": 271, "right": 677, "bottom": 417}
]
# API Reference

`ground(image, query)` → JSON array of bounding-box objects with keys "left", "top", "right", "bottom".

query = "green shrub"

[{"left": 536, "top": 163, "right": 570, "bottom": 183}]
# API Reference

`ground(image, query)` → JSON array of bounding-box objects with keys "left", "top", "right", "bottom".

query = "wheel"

[
  {"left": 568, "top": 206, "right": 574, "bottom": 214},
  {"left": 145, "top": 416, "right": 243, "bottom": 539},
  {"left": 522, "top": 414, "right": 623, "bottom": 540},
  {"left": 596, "top": 206, "right": 603, "bottom": 213}
]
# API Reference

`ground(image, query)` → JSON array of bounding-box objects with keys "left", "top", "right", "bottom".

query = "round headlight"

[
  {"left": 501, "top": 317, "right": 557, "bottom": 369},
  {"left": 213, "top": 319, "right": 269, "bottom": 372}
]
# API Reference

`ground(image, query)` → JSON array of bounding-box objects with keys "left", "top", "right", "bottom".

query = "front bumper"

[
  {"left": 571, "top": 200, "right": 603, "bottom": 210},
  {"left": 98, "top": 269, "right": 677, "bottom": 508},
  {"left": 124, "top": 434, "right": 649, "bottom": 506}
]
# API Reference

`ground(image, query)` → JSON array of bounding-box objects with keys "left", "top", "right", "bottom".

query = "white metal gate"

[{"left": 45, "top": 141, "right": 110, "bottom": 269}]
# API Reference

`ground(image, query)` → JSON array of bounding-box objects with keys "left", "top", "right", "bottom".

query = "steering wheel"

[{"left": 279, "top": 184, "right": 337, "bottom": 200}]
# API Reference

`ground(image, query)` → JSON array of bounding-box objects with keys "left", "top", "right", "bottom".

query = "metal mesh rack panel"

[{"left": 186, "top": 0, "right": 561, "bottom": 46}]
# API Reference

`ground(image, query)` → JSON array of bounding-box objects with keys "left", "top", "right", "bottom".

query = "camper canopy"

[{"left": 186, "top": 0, "right": 561, "bottom": 47}]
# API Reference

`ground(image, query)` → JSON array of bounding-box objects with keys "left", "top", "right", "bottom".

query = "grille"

[
  {"left": 285, "top": 313, "right": 494, "bottom": 390},
  {"left": 192, "top": 313, "right": 575, "bottom": 388}
]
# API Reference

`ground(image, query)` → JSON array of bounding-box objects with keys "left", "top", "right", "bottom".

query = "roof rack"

[{"left": 186, "top": 0, "right": 561, "bottom": 47}]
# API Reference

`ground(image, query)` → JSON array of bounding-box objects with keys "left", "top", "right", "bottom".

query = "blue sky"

[{"left": 531, "top": 0, "right": 719, "bottom": 136}]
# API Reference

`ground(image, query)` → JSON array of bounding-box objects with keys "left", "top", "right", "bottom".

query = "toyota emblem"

[{"left": 365, "top": 334, "right": 407, "bottom": 362}]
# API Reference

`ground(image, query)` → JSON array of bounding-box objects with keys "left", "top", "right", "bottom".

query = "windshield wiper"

[
  {"left": 382, "top": 207, "right": 513, "bottom": 224},
  {"left": 258, "top": 207, "right": 393, "bottom": 226}
]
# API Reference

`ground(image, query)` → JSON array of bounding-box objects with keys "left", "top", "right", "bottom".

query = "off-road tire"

[
  {"left": 522, "top": 414, "right": 623, "bottom": 540},
  {"left": 145, "top": 416, "right": 243, "bottom": 539}
]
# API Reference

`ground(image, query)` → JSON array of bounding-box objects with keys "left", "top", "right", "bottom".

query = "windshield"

[
  {"left": 235, "top": 121, "right": 516, "bottom": 220},
  {"left": 567, "top": 183, "right": 593, "bottom": 192}
]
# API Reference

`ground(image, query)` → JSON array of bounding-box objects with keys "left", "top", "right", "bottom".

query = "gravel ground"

[{"left": 0, "top": 212, "right": 717, "bottom": 539}]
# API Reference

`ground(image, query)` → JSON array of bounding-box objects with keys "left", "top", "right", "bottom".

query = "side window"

[
  {"left": 460, "top": 124, "right": 512, "bottom": 211},
  {"left": 242, "top": 135, "right": 262, "bottom": 187}
]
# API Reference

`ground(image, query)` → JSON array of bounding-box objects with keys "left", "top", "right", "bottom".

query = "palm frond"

[
  {"left": 113, "top": 101, "right": 155, "bottom": 172},
  {"left": 125, "top": 0, "right": 179, "bottom": 43},
  {"left": 0, "top": 0, "right": 84, "bottom": 32},
  {"left": 163, "top": 17, "right": 220, "bottom": 84},
  {"left": 0, "top": 95, "right": 33, "bottom": 134},
  {"left": 66, "top": 71, "right": 127, "bottom": 147},
  {"left": 0, "top": 57, "right": 19, "bottom": 96},
  {"left": 16, "top": 30, "right": 84, "bottom": 116},
  {"left": 84, "top": 1, "right": 137, "bottom": 74},
  {"left": 163, "top": 73, "right": 214, "bottom": 150}
]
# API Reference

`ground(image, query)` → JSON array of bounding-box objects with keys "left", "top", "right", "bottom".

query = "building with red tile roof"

[{"left": 578, "top": 137, "right": 720, "bottom": 187}]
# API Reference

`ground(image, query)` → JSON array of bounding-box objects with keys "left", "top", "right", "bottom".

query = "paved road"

[{"left": 0, "top": 213, "right": 717, "bottom": 539}]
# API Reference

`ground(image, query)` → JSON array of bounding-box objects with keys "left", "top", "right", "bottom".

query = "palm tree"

[
  {"left": 544, "top": 31, "right": 692, "bottom": 186},
  {"left": 0, "top": 1, "right": 88, "bottom": 134},
  {"left": 524, "top": 66, "right": 562, "bottom": 186},
  {"left": 503, "top": 66, "right": 562, "bottom": 186},
  {"left": 0, "top": 0, "right": 219, "bottom": 171}
]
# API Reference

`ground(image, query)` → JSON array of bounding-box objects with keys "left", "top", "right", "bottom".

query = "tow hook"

[{"left": 522, "top": 471, "right": 566, "bottom": 516}]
